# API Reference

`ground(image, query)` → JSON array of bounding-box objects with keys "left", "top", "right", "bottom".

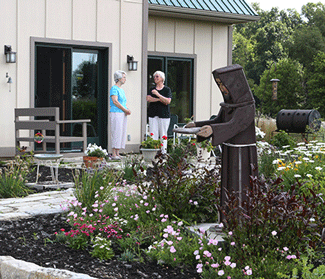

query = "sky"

[{"left": 250, "top": 0, "right": 324, "bottom": 12}]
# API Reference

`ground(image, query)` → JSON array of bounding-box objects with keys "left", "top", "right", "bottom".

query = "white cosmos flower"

[
  {"left": 277, "top": 167, "right": 285, "bottom": 171},
  {"left": 316, "top": 167, "right": 323, "bottom": 171},
  {"left": 306, "top": 174, "right": 313, "bottom": 178},
  {"left": 294, "top": 174, "right": 301, "bottom": 178},
  {"left": 272, "top": 159, "right": 280, "bottom": 165},
  {"left": 295, "top": 161, "right": 302, "bottom": 165}
]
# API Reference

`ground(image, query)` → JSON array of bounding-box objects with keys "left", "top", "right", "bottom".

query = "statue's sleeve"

[
  {"left": 194, "top": 109, "right": 223, "bottom": 127},
  {"left": 210, "top": 104, "right": 255, "bottom": 146}
]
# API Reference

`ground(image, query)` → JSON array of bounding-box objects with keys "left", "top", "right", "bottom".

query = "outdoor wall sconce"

[
  {"left": 127, "top": 55, "right": 138, "bottom": 71},
  {"left": 6, "top": 72, "right": 13, "bottom": 92},
  {"left": 270, "top": 78, "right": 280, "bottom": 101},
  {"left": 4, "top": 45, "right": 16, "bottom": 63}
]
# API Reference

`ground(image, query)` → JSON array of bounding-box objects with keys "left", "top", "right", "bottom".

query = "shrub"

[
  {"left": 167, "top": 141, "right": 196, "bottom": 168},
  {"left": 122, "top": 154, "right": 146, "bottom": 183},
  {"left": 136, "top": 157, "right": 220, "bottom": 223},
  {"left": 270, "top": 130, "right": 296, "bottom": 149},
  {"left": 218, "top": 176, "right": 324, "bottom": 267}
]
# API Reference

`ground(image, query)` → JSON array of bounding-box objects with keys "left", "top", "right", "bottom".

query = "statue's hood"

[{"left": 212, "top": 64, "right": 254, "bottom": 104}]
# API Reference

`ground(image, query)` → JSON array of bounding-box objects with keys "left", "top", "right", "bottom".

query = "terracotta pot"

[
  {"left": 140, "top": 148, "right": 160, "bottom": 162},
  {"left": 83, "top": 156, "right": 103, "bottom": 168}
]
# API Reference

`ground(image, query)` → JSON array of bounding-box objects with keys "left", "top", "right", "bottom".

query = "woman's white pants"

[
  {"left": 110, "top": 112, "right": 127, "bottom": 149},
  {"left": 149, "top": 116, "right": 170, "bottom": 154}
]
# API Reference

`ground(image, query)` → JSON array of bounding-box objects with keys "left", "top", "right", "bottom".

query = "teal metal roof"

[{"left": 148, "top": 0, "right": 258, "bottom": 17}]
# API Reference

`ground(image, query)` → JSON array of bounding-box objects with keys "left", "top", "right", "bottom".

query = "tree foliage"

[
  {"left": 307, "top": 52, "right": 325, "bottom": 116},
  {"left": 255, "top": 58, "right": 304, "bottom": 117},
  {"left": 233, "top": 2, "right": 325, "bottom": 117}
]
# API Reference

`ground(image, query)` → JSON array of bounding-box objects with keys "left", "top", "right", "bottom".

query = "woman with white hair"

[
  {"left": 110, "top": 70, "right": 131, "bottom": 160},
  {"left": 146, "top": 70, "right": 172, "bottom": 154}
]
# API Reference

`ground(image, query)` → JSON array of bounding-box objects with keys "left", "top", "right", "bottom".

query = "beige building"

[{"left": 0, "top": 0, "right": 258, "bottom": 157}]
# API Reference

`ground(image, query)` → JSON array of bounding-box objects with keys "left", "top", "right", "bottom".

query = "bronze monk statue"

[{"left": 181, "top": 64, "right": 258, "bottom": 216}]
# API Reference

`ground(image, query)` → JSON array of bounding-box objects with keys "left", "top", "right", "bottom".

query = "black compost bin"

[{"left": 276, "top": 109, "right": 321, "bottom": 133}]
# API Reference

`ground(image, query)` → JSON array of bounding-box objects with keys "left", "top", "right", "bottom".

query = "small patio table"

[{"left": 34, "top": 154, "right": 63, "bottom": 184}]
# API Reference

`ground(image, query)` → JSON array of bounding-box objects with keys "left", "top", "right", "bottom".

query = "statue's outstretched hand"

[
  {"left": 184, "top": 122, "right": 196, "bottom": 128},
  {"left": 196, "top": 125, "right": 213, "bottom": 138}
]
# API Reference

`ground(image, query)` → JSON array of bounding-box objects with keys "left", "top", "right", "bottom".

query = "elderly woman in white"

[
  {"left": 110, "top": 70, "right": 131, "bottom": 160},
  {"left": 146, "top": 71, "right": 172, "bottom": 154}
]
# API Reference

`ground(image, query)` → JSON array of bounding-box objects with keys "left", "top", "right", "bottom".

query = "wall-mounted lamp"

[
  {"left": 4, "top": 45, "right": 16, "bottom": 63},
  {"left": 127, "top": 55, "right": 138, "bottom": 71},
  {"left": 6, "top": 72, "right": 13, "bottom": 92},
  {"left": 270, "top": 78, "right": 280, "bottom": 101}
]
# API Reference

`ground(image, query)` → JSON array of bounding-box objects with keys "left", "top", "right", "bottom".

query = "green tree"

[
  {"left": 255, "top": 58, "right": 304, "bottom": 117},
  {"left": 234, "top": 4, "right": 302, "bottom": 85},
  {"left": 289, "top": 25, "right": 325, "bottom": 71},
  {"left": 307, "top": 51, "right": 325, "bottom": 116}
]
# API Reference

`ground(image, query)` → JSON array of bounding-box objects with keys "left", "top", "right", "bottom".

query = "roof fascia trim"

[{"left": 149, "top": 4, "right": 260, "bottom": 23}]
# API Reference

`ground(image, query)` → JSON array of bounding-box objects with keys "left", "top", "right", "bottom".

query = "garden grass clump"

[
  {"left": 255, "top": 115, "right": 277, "bottom": 142},
  {"left": 0, "top": 155, "right": 34, "bottom": 198}
]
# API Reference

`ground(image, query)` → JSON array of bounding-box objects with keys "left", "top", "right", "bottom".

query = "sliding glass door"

[
  {"left": 148, "top": 56, "right": 193, "bottom": 123},
  {"left": 35, "top": 44, "right": 108, "bottom": 152}
]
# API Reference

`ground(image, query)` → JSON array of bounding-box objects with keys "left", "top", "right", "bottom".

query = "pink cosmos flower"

[
  {"left": 170, "top": 246, "right": 176, "bottom": 253},
  {"left": 211, "top": 263, "right": 219, "bottom": 268}
]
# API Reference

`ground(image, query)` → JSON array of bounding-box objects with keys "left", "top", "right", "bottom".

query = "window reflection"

[{"left": 72, "top": 51, "right": 98, "bottom": 138}]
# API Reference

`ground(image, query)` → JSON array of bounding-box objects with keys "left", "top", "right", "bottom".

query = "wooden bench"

[{"left": 15, "top": 107, "right": 91, "bottom": 154}]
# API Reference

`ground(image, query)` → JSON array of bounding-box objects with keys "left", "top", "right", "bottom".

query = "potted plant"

[
  {"left": 83, "top": 143, "right": 108, "bottom": 168},
  {"left": 195, "top": 139, "right": 213, "bottom": 161},
  {"left": 140, "top": 133, "right": 164, "bottom": 162}
]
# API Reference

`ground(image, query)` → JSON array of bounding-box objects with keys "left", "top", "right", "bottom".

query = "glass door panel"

[
  {"left": 167, "top": 59, "right": 193, "bottom": 123},
  {"left": 148, "top": 56, "right": 193, "bottom": 124},
  {"left": 147, "top": 57, "right": 163, "bottom": 92},
  {"left": 72, "top": 50, "right": 99, "bottom": 145}
]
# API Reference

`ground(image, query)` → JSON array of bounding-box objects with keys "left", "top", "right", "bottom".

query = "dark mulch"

[
  {"left": 0, "top": 166, "right": 201, "bottom": 279},
  {"left": 0, "top": 213, "right": 200, "bottom": 279}
]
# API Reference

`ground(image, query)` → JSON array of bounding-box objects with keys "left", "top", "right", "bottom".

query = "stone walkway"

[{"left": 0, "top": 189, "right": 75, "bottom": 221}]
